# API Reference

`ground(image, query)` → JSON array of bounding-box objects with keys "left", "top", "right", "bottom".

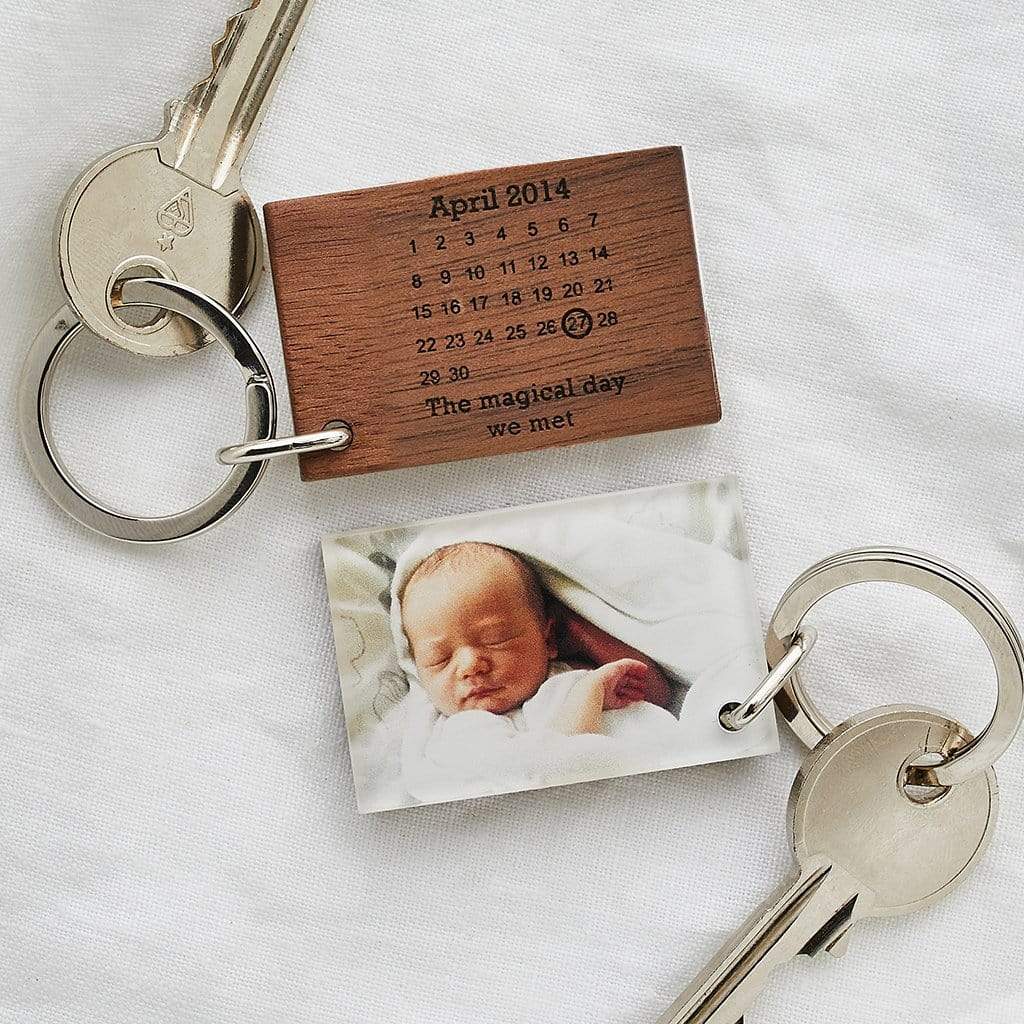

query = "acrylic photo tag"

[
  {"left": 322, "top": 477, "right": 776, "bottom": 813},
  {"left": 266, "top": 147, "right": 720, "bottom": 481}
]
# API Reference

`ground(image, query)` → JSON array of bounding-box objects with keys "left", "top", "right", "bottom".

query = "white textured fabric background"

[{"left": 1, "top": 2, "right": 1022, "bottom": 1022}]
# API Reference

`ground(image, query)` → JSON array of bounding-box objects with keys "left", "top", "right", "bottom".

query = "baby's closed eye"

[{"left": 479, "top": 630, "right": 524, "bottom": 646}]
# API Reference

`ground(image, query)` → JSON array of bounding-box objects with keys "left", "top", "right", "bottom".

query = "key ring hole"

[
  {"left": 109, "top": 259, "right": 175, "bottom": 331},
  {"left": 900, "top": 752, "right": 952, "bottom": 805}
]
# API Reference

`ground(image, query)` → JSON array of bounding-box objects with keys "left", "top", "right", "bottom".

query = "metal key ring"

[
  {"left": 217, "top": 420, "right": 354, "bottom": 465},
  {"left": 19, "top": 279, "right": 276, "bottom": 543},
  {"left": 766, "top": 547, "right": 1024, "bottom": 787}
]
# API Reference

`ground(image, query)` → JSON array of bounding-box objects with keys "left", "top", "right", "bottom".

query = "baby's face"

[{"left": 402, "top": 557, "right": 554, "bottom": 716}]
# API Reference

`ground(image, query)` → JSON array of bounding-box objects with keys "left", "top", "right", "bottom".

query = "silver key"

[
  {"left": 55, "top": 1, "right": 314, "bottom": 357},
  {"left": 657, "top": 705, "right": 997, "bottom": 1024}
]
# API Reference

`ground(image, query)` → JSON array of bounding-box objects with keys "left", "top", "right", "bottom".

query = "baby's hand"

[{"left": 591, "top": 658, "right": 655, "bottom": 710}]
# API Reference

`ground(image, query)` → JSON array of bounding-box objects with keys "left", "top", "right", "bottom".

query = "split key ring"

[
  {"left": 726, "top": 548, "right": 1024, "bottom": 788},
  {"left": 18, "top": 278, "right": 351, "bottom": 544}
]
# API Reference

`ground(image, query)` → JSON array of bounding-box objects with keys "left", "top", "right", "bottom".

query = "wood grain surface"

[{"left": 265, "top": 147, "right": 720, "bottom": 481}]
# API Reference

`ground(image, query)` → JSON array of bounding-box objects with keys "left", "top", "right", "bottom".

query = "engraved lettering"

[
  {"left": 429, "top": 186, "right": 499, "bottom": 222},
  {"left": 425, "top": 395, "right": 472, "bottom": 416},
  {"left": 530, "top": 411, "right": 575, "bottom": 432},
  {"left": 427, "top": 180, "right": 571, "bottom": 221}
]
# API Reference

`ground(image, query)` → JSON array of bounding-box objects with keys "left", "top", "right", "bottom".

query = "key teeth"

[
  {"left": 210, "top": 2, "right": 260, "bottom": 71},
  {"left": 178, "top": 2, "right": 261, "bottom": 115}
]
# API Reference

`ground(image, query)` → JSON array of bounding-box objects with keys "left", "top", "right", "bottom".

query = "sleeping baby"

[{"left": 398, "top": 541, "right": 681, "bottom": 798}]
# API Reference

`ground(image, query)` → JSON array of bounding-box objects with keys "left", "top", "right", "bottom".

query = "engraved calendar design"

[{"left": 265, "top": 147, "right": 720, "bottom": 481}]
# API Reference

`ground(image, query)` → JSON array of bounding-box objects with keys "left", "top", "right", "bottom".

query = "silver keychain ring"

[
  {"left": 720, "top": 628, "right": 817, "bottom": 731},
  {"left": 767, "top": 547, "right": 1024, "bottom": 787},
  {"left": 18, "top": 279, "right": 277, "bottom": 544}
]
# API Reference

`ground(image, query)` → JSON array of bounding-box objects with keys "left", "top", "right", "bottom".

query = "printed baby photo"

[{"left": 323, "top": 477, "right": 777, "bottom": 812}]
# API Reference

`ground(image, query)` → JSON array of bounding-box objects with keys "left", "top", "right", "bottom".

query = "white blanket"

[
  {"left": 399, "top": 669, "right": 686, "bottom": 806},
  {"left": 2, "top": 3, "right": 1021, "bottom": 1023}
]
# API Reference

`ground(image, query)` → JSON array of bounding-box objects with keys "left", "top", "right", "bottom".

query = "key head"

[
  {"left": 54, "top": 1, "right": 313, "bottom": 356},
  {"left": 790, "top": 704, "right": 998, "bottom": 918},
  {"left": 55, "top": 142, "right": 262, "bottom": 357}
]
